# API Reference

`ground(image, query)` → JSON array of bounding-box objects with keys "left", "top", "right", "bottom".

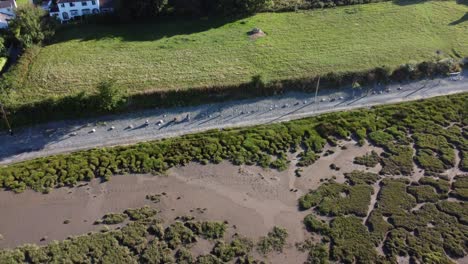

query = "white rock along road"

[{"left": 1, "top": 74, "right": 467, "bottom": 165}]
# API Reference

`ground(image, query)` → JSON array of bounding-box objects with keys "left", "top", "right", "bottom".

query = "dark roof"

[{"left": 0, "top": 0, "right": 15, "bottom": 9}]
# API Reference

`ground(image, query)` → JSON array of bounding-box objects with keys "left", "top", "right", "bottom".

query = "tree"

[
  {"left": 97, "top": 80, "right": 126, "bottom": 111},
  {"left": 0, "top": 36, "right": 5, "bottom": 56},
  {"left": 117, "top": 0, "right": 168, "bottom": 20},
  {"left": 8, "top": 5, "right": 56, "bottom": 49},
  {"left": 352, "top": 81, "right": 361, "bottom": 97}
]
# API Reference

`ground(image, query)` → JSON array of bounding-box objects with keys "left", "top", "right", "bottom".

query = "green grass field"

[
  {"left": 15, "top": 0, "right": 30, "bottom": 6},
  {"left": 5, "top": 1, "right": 468, "bottom": 106}
]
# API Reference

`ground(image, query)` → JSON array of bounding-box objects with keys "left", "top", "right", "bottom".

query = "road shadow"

[
  {"left": 54, "top": 15, "right": 250, "bottom": 43},
  {"left": 392, "top": 0, "right": 427, "bottom": 6},
  {"left": 0, "top": 122, "right": 88, "bottom": 162}
]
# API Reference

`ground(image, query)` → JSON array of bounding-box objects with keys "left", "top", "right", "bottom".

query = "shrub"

[
  {"left": 212, "top": 236, "right": 253, "bottom": 262},
  {"left": 329, "top": 216, "right": 378, "bottom": 263},
  {"left": 451, "top": 175, "right": 468, "bottom": 201},
  {"left": 97, "top": 80, "right": 126, "bottom": 111},
  {"left": 376, "top": 179, "right": 416, "bottom": 216},
  {"left": 297, "top": 151, "right": 319, "bottom": 167},
  {"left": 303, "top": 214, "right": 329, "bottom": 235},
  {"left": 407, "top": 185, "right": 440, "bottom": 203},
  {"left": 419, "top": 177, "right": 450, "bottom": 194},
  {"left": 299, "top": 182, "right": 374, "bottom": 217},
  {"left": 175, "top": 248, "right": 193, "bottom": 264},
  {"left": 195, "top": 254, "right": 223, "bottom": 264},
  {"left": 256, "top": 227, "right": 288, "bottom": 255},
  {"left": 101, "top": 213, "right": 128, "bottom": 225},
  {"left": 140, "top": 240, "right": 174, "bottom": 264},
  {"left": 344, "top": 170, "right": 380, "bottom": 185},
  {"left": 366, "top": 210, "right": 392, "bottom": 245},
  {"left": 164, "top": 222, "right": 197, "bottom": 248},
  {"left": 380, "top": 144, "right": 414, "bottom": 176},
  {"left": 353, "top": 151, "right": 380, "bottom": 168},
  {"left": 124, "top": 206, "right": 157, "bottom": 221}
]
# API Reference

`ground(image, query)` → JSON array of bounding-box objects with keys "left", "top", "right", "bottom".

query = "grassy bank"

[
  {"left": 3, "top": 0, "right": 467, "bottom": 108},
  {"left": 0, "top": 93, "right": 466, "bottom": 193}
]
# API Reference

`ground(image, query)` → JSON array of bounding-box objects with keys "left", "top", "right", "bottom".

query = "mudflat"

[{"left": 0, "top": 141, "right": 378, "bottom": 261}]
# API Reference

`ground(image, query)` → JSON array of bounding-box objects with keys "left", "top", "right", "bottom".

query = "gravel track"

[{"left": 1, "top": 74, "right": 467, "bottom": 165}]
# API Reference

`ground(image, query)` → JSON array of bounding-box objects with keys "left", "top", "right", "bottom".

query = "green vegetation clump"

[
  {"left": 419, "top": 177, "right": 450, "bottom": 194},
  {"left": 101, "top": 213, "right": 128, "bottom": 225},
  {"left": 366, "top": 210, "right": 392, "bottom": 245},
  {"left": 185, "top": 221, "right": 227, "bottom": 240},
  {"left": 386, "top": 204, "right": 467, "bottom": 261},
  {"left": 452, "top": 175, "right": 468, "bottom": 201},
  {"left": 195, "top": 254, "right": 223, "bottom": 264},
  {"left": 299, "top": 182, "right": 373, "bottom": 217},
  {"left": 413, "top": 133, "right": 456, "bottom": 175},
  {"left": 407, "top": 185, "right": 440, "bottom": 203},
  {"left": 146, "top": 194, "right": 162, "bottom": 203},
  {"left": 376, "top": 178, "right": 416, "bottom": 216},
  {"left": 175, "top": 248, "right": 193, "bottom": 264},
  {"left": 124, "top": 206, "right": 158, "bottom": 220},
  {"left": 379, "top": 144, "right": 414, "bottom": 176},
  {"left": 344, "top": 170, "right": 380, "bottom": 185},
  {"left": 141, "top": 240, "right": 174, "bottom": 264},
  {"left": 303, "top": 214, "right": 329, "bottom": 235},
  {"left": 297, "top": 151, "right": 319, "bottom": 167},
  {"left": 329, "top": 216, "right": 378, "bottom": 263},
  {"left": 300, "top": 242, "right": 329, "bottom": 264},
  {"left": 353, "top": 151, "right": 380, "bottom": 168},
  {"left": 164, "top": 222, "right": 197, "bottom": 249},
  {"left": 212, "top": 236, "right": 253, "bottom": 262},
  {"left": 436, "top": 201, "right": 468, "bottom": 225},
  {"left": 0, "top": 232, "right": 136, "bottom": 263},
  {"left": 0, "top": 204, "right": 293, "bottom": 263},
  {"left": 256, "top": 227, "right": 288, "bottom": 255}
]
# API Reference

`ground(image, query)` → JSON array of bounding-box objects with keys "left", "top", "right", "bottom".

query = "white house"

[
  {"left": 51, "top": 0, "right": 114, "bottom": 22},
  {"left": 0, "top": 0, "right": 16, "bottom": 29}
]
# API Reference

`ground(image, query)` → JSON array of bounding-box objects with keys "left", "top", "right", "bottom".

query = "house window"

[
  {"left": 82, "top": 8, "right": 91, "bottom": 15},
  {"left": 62, "top": 12, "right": 69, "bottom": 20},
  {"left": 69, "top": 2, "right": 75, "bottom": 7},
  {"left": 82, "top": 1, "right": 87, "bottom": 6},
  {"left": 70, "top": 9, "right": 79, "bottom": 16},
  {"left": 91, "top": 0, "right": 96, "bottom": 4},
  {"left": 92, "top": 8, "right": 99, "bottom": 14},
  {"left": 61, "top": 3, "right": 65, "bottom": 7}
]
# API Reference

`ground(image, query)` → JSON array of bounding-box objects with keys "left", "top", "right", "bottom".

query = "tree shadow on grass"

[
  {"left": 449, "top": 12, "right": 468, "bottom": 26},
  {"left": 392, "top": 0, "right": 427, "bottom": 6},
  {"left": 53, "top": 15, "right": 251, "bottom": 43}
]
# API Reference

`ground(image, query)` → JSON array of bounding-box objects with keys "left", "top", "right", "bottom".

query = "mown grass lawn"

[
  {"left": 5, "top": 0, "right": 468, "bottom": 105},
  {"left": 15, "top": 0, "right": 30, "bottom": 6}
]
